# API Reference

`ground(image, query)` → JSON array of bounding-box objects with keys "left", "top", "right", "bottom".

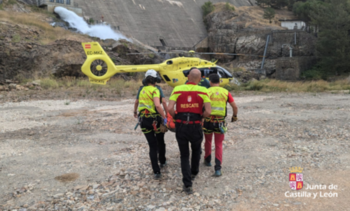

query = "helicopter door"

[
  {"left": 217, "top": 68, "right": 224, "bottom": 78},
  {"left": 198, "top": 68, "right": 211, "bottom": 77},
  {"left": 215, "top": 67, "right": 231, "bottom": 85},
  {"left": 200, "top": 67, "right": 230, "bottom": 85}
]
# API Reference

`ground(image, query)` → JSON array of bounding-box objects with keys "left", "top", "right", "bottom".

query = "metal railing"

[
  {"left": 38, "top": 0, "right": 56, "bottom": 6},
  {"left": 38, "top": 0, "right": 72, "bottom": 6}
]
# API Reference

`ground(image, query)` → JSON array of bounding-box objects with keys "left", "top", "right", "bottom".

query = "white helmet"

[{"left": 145, "top": 69, "right": 157, "bottom": 78}]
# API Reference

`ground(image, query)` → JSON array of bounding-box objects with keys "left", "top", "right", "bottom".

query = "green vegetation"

[
  {"left": 59, "top": 76, "right": 76, "bottom": 87},
  {"left": 256, "top": 0, "right": 350, "bottom": 79},
  {"left": 202, "top": 1, "right": 215, "bottom": 17},
  {"left": 292, "top": 1, "right": 314, "bottom": 21},
  {"left": 76, "top": 79, "right": 91, "bottom": 88},
  {"left": 294, "top": 0, "right": 350, "bottom": 78},
  {"left": 15, "top": 75, "right": 32, "bottom": 85},
  {"left": 0, "top": 11, "right": 83, "bottom": 44},
  {"left": 11, "top": 34, "right": 21, "bottom": 42},
  {"left": 300, "top": 68, "right": 324, "bottom": 80},
  {"left": 14, "top": 76, "right": 350, "bottom": 94},
  {"left": 311, "top": 0, "right": 350, "bottom": 76},
  {"left": 8, "top": 0, "right": 17, "bottom": 5},
  {"left": 88, "top": 18, "right": 95, "bottom": 24},
  {"left": 256, "top": 0, "right": 288, "bottom": 9},
  {"left": 225, "top": 79, "right": 350, "bottom": 92},
  {"left": 108, "top": 79, "right": 125, "bottom": 96},
  {"left": 224, "top": 2, "right": 235, "bottom": 11},
  {"left": 40, "top": 78, "right": 59, "bottom": 89},
  {"left": 263, "top": 8, "right": 275, "bottom": 23}
]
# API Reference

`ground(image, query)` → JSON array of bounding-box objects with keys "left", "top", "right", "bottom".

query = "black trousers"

[
  {"left": 175, "top": 123, "right": 203, "bottom": 188},
  {"left": 144, "top": 131, "right": 166, "bottom": 174}
]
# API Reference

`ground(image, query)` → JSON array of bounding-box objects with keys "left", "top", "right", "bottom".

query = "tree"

[
  {"left": 263, "top": 8, "right": 276, "bottom": 23},
  {"left": 202, "top": 1, "right": 215, "bottom": 17},
  {"left": 293, "top": 1, "right": 315, "bottom": 22},
  {"left": 310, "top": 0, "right": 350, "bottom": 76},
  {"left": 224, "top": 2, "right": 235, "bottom": 11}
]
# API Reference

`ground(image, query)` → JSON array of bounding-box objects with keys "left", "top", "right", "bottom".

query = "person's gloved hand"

[
  {"left": 231, "top": 115, "right": 238, "bottom": 122},
  {"left": 160, "top": 124, "right": 168, "bottom": 133},
  {"left": 163, "top": 118, "right": 168, "bottom": 125}
]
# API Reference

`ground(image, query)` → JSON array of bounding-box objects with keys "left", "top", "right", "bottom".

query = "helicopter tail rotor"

[
  {"left": 81, "top": 42, "right": 116, "bottom": 85},
  {"left": 90, "top": 59, "right": 108, "bottom": 77}
]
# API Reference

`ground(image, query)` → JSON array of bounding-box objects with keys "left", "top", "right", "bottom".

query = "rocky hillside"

[
  {"left": 200, "top": 4, "right": 317, "bottom": 80},
  {"left": 0, "top": 1, "right": 161, "bottom": 84}
]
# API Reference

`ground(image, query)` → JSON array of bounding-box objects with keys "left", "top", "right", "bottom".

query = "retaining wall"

[{"left": 74, "top": 0, "right": 252, "bottom": 47}]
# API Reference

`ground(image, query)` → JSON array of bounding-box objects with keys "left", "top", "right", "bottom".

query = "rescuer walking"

[
  {"left": 203, "top": 74, "right": 238, "bottom": 176},
  {"left": 134, "top": 74, "right": 169, "bottom": 137},
  {"left": 168, "top": 69, "right": 211, "bottom": 194},
  {"left": 134, "top": 69, "right": 167, "bottom": 179}
]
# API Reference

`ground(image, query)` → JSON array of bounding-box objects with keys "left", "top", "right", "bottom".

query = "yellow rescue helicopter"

[{"left": 81, "top": 42, "right": 235, "bottom": 87}]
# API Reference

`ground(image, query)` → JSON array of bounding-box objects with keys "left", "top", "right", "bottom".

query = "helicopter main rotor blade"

[
  {"left": 126, "top": 52, "right": 263, "bottom": 57},
  {"left": 195, "top": 52, "right": 263, "bottom": 57},
  {"left": 127, "top": 52, "right": 184, "bottom": 55}
]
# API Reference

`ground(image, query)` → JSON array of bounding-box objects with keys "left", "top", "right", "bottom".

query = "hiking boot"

[
  {"left": 204, "top": 161, "right": 212, "bottom": 167},
  {"left": 183, "top": 186, "right": 193, "bottom": 195},
  {"left": 214, "top": 170, "right": 222, "bottom": 177},
  {"left": 154, "top": 173, "right": 162, "bottom": 180},
  {"left": 160, "top": 161, "right": 167, "bottom": 168},
  {"left": 191, "top": 174, "right": 197, "bottom": 181}
]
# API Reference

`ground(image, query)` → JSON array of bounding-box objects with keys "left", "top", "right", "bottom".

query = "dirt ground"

[{"left": 0, "top": 91, "right": 349, "bottom": 211}]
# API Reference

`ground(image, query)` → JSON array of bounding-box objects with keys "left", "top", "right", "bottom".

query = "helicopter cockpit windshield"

[{"left": 215, "top": 66, "right": 233, "bottom": 78}]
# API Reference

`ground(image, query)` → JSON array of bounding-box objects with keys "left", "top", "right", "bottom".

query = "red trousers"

[{"left": 204, "top": 133, "right": 224, "bottom": 170}]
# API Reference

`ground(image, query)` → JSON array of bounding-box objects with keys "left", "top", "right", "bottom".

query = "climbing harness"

[
  {"left": 203, "top": 115, "right": 227, "bottom": 134},
  {"left": 138, "top": 110, "right": 162, "bottom": 134}
]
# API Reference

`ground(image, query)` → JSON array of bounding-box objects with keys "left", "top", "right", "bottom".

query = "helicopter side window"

[
  {"left": 200, "top": 69, "right": 205, "bottom": 77},
  {"left": 163, "top": 75, "right": 171, "bottom": 82},
  {"left": 218, "top": 69, "right": 226, "bottom": 78},
  {"left": 183, "top": 68, "right": 227, "bottom": 78},
  {"left": 200, "top": 67, "right": 230, "bottom": 78},
  {"left": 218, "top": 71, "right": 222, "bottom": 78},
  {"left": 217, "top": 67, "right": 233, "bottom": 78},
  {"left": 200, "top": 68, "right": 217, "bottom": 77},
  {"left": 182, "top": 70, "right": 190, "bottom": 77},
  {"left": 199, "top": 68, "right": 212, "bottom": 77},
  {"left": 166, "top": 60, "right": 173, "bottom": 65}
]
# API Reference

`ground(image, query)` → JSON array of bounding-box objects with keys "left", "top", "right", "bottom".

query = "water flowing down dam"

[
  {"left": 54, "top": 6, "right": 130, "bottom": 41},
  {"left": 74, "top": 0, "right": 253, "bottom": 47}
]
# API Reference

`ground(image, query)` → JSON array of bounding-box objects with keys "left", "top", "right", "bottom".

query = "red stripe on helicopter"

[{"left": 85, "top": 44, "right": 91, "bottom": 49}]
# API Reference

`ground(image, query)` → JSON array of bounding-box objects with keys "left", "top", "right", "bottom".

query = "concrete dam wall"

[{"left": 74, "top": 0, "right": 253, "bottom": 47}]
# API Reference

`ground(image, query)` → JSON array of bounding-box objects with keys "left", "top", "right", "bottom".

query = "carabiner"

[
  {"left": 152, "top": 120, "right": 158, "bottom": 131},
  {"left": 185, "top": 113, "right": 190, "bottom": 125}
]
